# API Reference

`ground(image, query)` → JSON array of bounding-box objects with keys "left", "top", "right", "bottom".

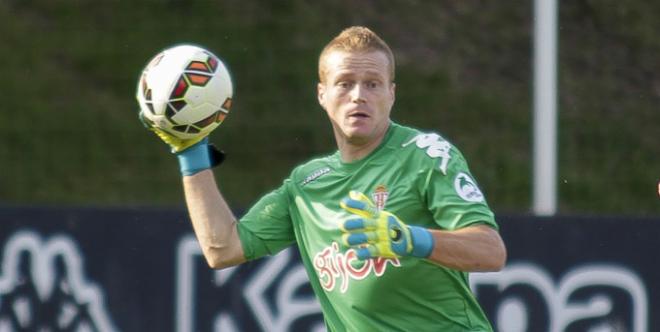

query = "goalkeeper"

[{"left": 142, "top": 26, "right": 506, "bottom": 331}]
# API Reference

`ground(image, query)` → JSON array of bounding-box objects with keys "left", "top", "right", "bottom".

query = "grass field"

[{"left": 0, "top": 1, "right": 658, "bottom": 215}]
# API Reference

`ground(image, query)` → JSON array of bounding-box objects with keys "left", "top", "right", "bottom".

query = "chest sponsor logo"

[
  {"left": 402, "top": 133, "right": 452, "bottom": 175},
  {"left": 454, "top": 172, "right": 484, "bottom": 202},
  {"left": 301, "top": 167, "right": 331, "bottom": 186},
  {"left": 312, "top": 242, "right": 400, "bottom": 293},
  {"left": 371, "top": 185, "right": 389, "bottom": 211}
]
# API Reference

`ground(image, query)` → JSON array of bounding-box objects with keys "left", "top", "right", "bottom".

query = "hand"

[
  {"left": 339, "top": 191, "right": 434, "bottom": 260},
  {"left": 139, "top": 111, "right": 206, "bottom": 153},
  {"left": 139, "top": 111, "right": 224, "bottom": 175}
]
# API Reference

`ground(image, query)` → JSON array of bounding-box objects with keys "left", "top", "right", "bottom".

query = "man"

[{"left": 143, "top": 26, "right": 506, "bottom": 331}]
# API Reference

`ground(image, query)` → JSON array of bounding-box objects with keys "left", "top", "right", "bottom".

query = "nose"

[{"left": 350, "top": 84, "right": 366, "bottom": 104}]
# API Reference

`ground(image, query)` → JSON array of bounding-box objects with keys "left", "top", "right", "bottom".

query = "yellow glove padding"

[
  {"left": 339, "top": 191, "right": 434, "bottom": 260},
  {"left": 139, "top": 111, "right": 205, "bottom": 153}
]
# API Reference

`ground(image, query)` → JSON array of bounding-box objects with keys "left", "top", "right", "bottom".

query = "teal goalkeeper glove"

[
  {"left": 339, "top": 191, "right": 435, "bottom": 260},
  {"left": 139, "top": 111, "right": 224, "bottom": 175}
]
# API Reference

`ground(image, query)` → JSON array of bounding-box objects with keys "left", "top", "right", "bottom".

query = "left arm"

[
  {"left": 426, "top": 224, "right": 506, "bottom": 272},
  {"left": 340, "top": 191, "right": 506, "bottom": 272}
]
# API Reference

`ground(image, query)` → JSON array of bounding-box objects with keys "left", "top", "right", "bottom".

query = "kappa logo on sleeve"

[
  {"left": 454, "top": 172, "right": 485, "bottom": 202},
  {"left": 402, "top": 133, "right": 452, "bottom": 175},
  {"left": 0, "top": 231, "right": 117, "bottom": 332}
]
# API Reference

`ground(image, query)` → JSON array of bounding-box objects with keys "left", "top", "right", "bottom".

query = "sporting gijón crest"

[{"left": 372, "top": 185, "right": 389, "bottom": 211}]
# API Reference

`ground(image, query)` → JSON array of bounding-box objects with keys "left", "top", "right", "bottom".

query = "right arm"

[
  {"left": 138, "top": 116, "right": 288, "bottom": 270},
  {"left": 183, "top": 169, "right": 246, "bottom": 269},
  {"left": 138, "top": 104, "right": 248, "bottom": 270}
]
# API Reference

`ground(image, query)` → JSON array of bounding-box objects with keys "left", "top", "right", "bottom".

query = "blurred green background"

[{"left": 0, "top": 0, "right": 658, "bottom": 215}]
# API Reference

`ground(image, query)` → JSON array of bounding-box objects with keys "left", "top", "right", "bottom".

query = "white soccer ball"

[{"left": 136, "top": 44, "right": 233, "bottom": 139}]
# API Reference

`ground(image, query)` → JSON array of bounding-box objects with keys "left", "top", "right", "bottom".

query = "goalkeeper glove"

[
  {"left": 139, "top": 111, "right": 224, "bottom": 176},
  {"left": 339, "top": 191, "right": 434, "bottom": 260}
]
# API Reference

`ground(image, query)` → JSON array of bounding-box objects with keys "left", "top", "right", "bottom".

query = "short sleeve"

[
  {"left": 420, "top": 148, "right": 498, "bottom": 231},
  {"left": 237, "top": 181, "right": 296, "bottom": 260}
]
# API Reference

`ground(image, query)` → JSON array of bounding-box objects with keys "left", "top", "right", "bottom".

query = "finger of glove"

[
  {"left": 349, "top": 244, "right": 397, "bottom": 260},
  {"left": 340, "top": 218, "right": 379, "bottom": 233},
  {"left": 175, "top": 135, "right": 206, "bottom": 152},
  {"left": 356, "top": 245, "right": 398, "bottom": 260},
  {"left": 342, "top": 231, "right": 378, "bottom": 247},
  {"left": 151, "top": 127, "right": 206, "bottom": 153},
  {"left": 348, "top": 191, "right": 377, "bottom": 212},
  {"left": 340, "top": 218, "right": 364, "bottom": 232},
  {"left": 355, "top": 246, "right": 375, "bottom": 260},
  {"left": 152, "top": 128, "right": 184, "bottom": 152},
  {"left": 339, "top": 198, "right": 371, "bottom": 218},
  {"left": 340, "top": 191, "right": 378, "bottom": 218},
  {"left": 151, "top": 127, "right": 176, "bottom": 142}
]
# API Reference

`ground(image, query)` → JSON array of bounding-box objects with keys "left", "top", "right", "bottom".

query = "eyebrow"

[{"left": 333, "top": 70, "right": 386, "bottom": 81}]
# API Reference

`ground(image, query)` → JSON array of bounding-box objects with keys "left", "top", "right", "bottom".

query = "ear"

[
  {"left": 317, "top": 82, "right": 326, "bottom": 109},
  {"left": 389, "top": 82, "right": 396, "bottom": 105}
]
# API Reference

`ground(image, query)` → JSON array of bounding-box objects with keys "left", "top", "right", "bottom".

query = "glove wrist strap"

[
  {"left": 177, "top": 139, "right": 212, "bottom": 176},
  {"left": 408, "top": 226, "right": 434, "bottom": 258}
]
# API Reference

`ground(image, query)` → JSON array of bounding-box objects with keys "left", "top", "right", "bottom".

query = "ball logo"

[{"left": 454, "top": 172, "right": 484, "bottom": 202}]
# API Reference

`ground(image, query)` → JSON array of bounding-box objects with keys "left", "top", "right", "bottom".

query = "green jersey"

[{"left": 237, "top": 122, "right": 498, "bottom": 332}]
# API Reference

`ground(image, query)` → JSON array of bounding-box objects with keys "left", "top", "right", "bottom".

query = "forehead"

[{"left": 323, "top": 50, "right": 391, "bottom": 80}]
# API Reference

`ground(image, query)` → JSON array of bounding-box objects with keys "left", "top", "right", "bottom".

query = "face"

[{"left": 318, "top": 50, "right": 395, "bottom": 145}]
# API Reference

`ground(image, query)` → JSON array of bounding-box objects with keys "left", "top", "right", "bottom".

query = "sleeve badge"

[{"left": 454, "top": 172, "right": 485, "bottom": 202}]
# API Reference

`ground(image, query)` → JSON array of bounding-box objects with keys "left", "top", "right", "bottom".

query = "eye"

[
  {"left": 337, "top": 81, "right": 353, "bottom": 90},
  {"left": 366, "top": 80, "right": 380, "bottom": 89}
]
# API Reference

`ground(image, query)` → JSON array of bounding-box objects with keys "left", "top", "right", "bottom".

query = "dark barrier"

[{"left": 0, "top": 207, "right": 657, "bottom": 331}]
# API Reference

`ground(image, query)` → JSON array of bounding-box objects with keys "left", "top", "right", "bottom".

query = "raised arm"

[
  {"left": 139, "top": 111, "right": 246, "bottom": 270},
  {"left": 135, "top": 45, "right": 245, "bottom": 270},
  {"left": 183, "top": 169, "right": 246, "bottom": 269}
]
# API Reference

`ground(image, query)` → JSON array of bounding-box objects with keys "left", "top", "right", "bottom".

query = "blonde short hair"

[{"left": 318, "top": 26, "right": 395, "bottom": 83}]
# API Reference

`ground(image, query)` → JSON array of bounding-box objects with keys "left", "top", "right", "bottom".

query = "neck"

[{"left": 334, "top": 122, "right": 390, "bottom": 163}]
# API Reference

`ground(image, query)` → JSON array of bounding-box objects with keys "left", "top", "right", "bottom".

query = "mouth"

[{"left": 347, "top": 110, "right": 370, "bottom": 119}]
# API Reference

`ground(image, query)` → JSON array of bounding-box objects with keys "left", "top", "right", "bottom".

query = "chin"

[
  {"left": 342, "top": 127, "right": 368, "bottom": 139},
  {"left": 344, "top": 132, "right": 372, "bottom": 144}
]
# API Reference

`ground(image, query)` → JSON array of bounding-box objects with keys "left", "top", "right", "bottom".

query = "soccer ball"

[{"left": 136, "top": 44, "right": 233, "bottom": 139}]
